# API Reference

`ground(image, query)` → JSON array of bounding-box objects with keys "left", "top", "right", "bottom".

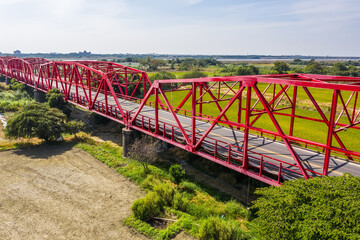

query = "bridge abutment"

[
  {"left": 122, "top": 128, "right": 133, "bottom": 157},
  {"left": 5, "top": 77, "right": 11, "bottom": 85},
  {"left": 34, "top": 89, "right": 46, "bottom": 103}
]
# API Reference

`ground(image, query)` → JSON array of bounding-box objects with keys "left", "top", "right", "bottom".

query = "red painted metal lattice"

[{"left": 1, "top": 56, "right": 359, "bottom": 185}]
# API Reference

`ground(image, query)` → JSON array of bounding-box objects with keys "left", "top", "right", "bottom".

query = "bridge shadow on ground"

[{"left": 13, "top": 142, "right": 77, "bottom": 159}]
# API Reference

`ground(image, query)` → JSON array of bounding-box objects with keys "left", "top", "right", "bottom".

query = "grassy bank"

[{"left": 75, "top": 136, "right": 253, "bottom": 239}]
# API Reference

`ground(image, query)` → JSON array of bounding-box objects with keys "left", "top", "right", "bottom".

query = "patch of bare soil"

[{"left": 0, "top": 145, "right": 148, "bottom": 240}]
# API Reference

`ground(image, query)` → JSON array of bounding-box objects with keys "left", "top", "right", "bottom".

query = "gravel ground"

[{"left": 0, "top": 145, "right": 148, "bottom": 240}]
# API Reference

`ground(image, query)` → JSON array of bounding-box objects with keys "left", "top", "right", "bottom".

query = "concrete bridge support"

[
  {"left": 34, "top": 89, "right": 46, "bottom": 103},
  {"left": 122, "top": 128, "right": 133, "bottom": 157},
  {"left": 5, "top": 77, "right": 11, "bottom": 85}
]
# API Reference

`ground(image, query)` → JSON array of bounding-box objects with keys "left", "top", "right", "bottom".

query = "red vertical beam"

[
  {"left": 199, "top": 83, "right": 203, "bottom": 116},
  {"left": 87, "top": 70, "right": 92, "bottom": 109},
  {"left": 155, "top": 87, "right": 159, "bottom": 134},
  {"left": 323, "top": 90, "right": 339, "bottom": 176},
  {"left": 237, "top": 81, "right": 243, "bottom": 130},
  {"left": 125, "top": 69, "right": 128, "bottom": 96},
  {"left": 289, "top": 86, "right": 297, "bottom": 136},
  {"left": 353, "top": 92, "right": 358, "bottom": 122},
  {"left": 105, "top": 80, "right": 108, "bottom": 114},
  {"left": 242, "top": 86, "right": 252, "bottom": 169},
  {"left": 192, "top": 82, "right": 197, "bottom": 146},
  {"left": 253, "top": 85, "right": 310, "bottom": 179}
]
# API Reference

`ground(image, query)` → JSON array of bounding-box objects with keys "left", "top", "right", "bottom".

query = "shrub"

[
  {"left": 180, "top": 181, "right": 201, "bottom": 194},
  {"left": 199, "top": 217, "right": 248, "bottom": 240},
  {"left": 132, "top": 192, "right": 163, "bottom": 221},
  {"left": 224, "top": 200, "right": 247, "bottom": 219},
  {"left": 169, "top": 164, "right": 186, "bottom": 184},
  {"left": 153, "top": 182, "right": 174, "bottom": 206},
  {"left": 9, "top": 79, "right": 25, "bottom": 91},
  {"left": 173, "top": 192, "right": 189, "bottom": 212},
  {"left": 65, "top": 120, "right": 85, "bottom": 138},
  {"left": 46, "top": 89, "right": 71, "bottom": 116},
  {"left": 140, "top": 174, "right": 161, "bottom": 191}
]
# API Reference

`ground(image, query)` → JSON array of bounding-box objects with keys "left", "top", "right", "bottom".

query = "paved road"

[{"left": 73, "top": 86, "right": 360, "bottom": 180}]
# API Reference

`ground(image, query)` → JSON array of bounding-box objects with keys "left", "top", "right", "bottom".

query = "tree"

[
  {"left": 65, "top": 120, "right": 85, "bottom": 138},
  {"left": 236, "top": 65, "right": 259, "bottom": 75},
  {"left": 273, "top": 61, "right": 290, "bottom": 74},
  {"left": 304, "top": 62, "right": 324, "bottom": 74},
  {"left": 46, "top": 89, "right": 71, "bottom": 116},
  {"left": 182, "top": 71, "right": 207, "bottom": 79},
  {"left": 128, "top": 135, "right": 161, "bottom": 173},
  {"left": 5, "top": 102, "right": 66, "bottom": 141},
  {"left": 250, "top": 174, "right": 360, "bottom": 239}
]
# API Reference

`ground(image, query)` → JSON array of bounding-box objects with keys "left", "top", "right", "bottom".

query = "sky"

[{"left": 0, "top": 0, "right": 359, "bottom": 56}]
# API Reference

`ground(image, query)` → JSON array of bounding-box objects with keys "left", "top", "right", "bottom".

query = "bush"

[
  {"left": 199, "top": 217, "right": 248, "bottom": 240},
  {"left": 65, "top": 120, "right": 85, "bottom": 137},
  {"left": 173, "top": 192, "right": 189, "bottom": 212},
  {"left": 153, "top": 182, "right": 174, "bottom": 206},
  {"left": 224, "top": 200, "right": 247, "bottom": 219},
  {"left": 169, "top": 164, "right": 186, "bottom": 184},
  {"left": 46, "top": 89, "right": 71, "bottom": 116},
  {"left": 140, "top": 175, "right": 161, "bottom": 191},
  {"left": 180, "top": 181, "right": 201, "bottom": 194},
  {"left": 132, "top": 192, "right": 163, "bottom": 221},
  {"left": 9, "top": 79, "right": 25, "bottom": 91}
]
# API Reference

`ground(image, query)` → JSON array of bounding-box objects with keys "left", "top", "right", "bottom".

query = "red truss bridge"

[{"left": 1, "top": 57, "right": 360, "bottom": 186}]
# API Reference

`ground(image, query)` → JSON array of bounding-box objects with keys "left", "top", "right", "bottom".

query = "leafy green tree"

[
  {"left": 273, "top": 61, "right": 290, "bottom": 74},
  {"left": 251, "top": 174, "right": 360, "bottom": 240},
  {"left": 304, "top": 62, "right": 325, "bottom": 74},
  {"left": 5, "top": 102, "right": 66, "bottom": 141},
  {"left": 332, "top": 62, "right": 348, "bottom": 76},
  {"left": 182, "top": 71, "right": 207, "bottom": 79},
  {"left": 46, "top": 89, "right": 71, "bottom": 116},
  {"left": 150, "top": 71, "right": 176, "bottom": 81},
  {"left": 236, "top": 65, "right": 259, "bottom": 75}
]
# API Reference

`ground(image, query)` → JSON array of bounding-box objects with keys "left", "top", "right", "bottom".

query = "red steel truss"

[{"left": 1, "top": 56, "right": 359, "bottom": 186}]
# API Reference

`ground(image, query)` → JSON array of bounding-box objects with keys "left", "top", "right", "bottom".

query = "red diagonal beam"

[
  {"left": 253, "top": 84, "right": 310, "bottom": 179},
  {"left": 194, "top": 86, "right": 245, "bottom": 150}
]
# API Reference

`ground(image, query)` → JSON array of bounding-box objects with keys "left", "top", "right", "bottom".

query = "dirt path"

[{"left": 0, "top": 145, "right": 148, "bottom": 240}]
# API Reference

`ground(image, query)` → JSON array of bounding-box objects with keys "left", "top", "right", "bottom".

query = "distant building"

[
  {"left": 13, "top": 50, "right": 21, "bottom": 55},
  {"left": 81, "top": 50, "right": 91, "bottom": 55}
]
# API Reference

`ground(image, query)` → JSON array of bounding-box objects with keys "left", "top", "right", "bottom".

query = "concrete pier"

[
  {"left": 34, "top": 89, "right": 46, "bottom": 103},
  {"left": 122, "top": 128, "right": 133, "bottom": 157},
  {"left": 5, "top": 77, "right": 10, "bottom": 85}
]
